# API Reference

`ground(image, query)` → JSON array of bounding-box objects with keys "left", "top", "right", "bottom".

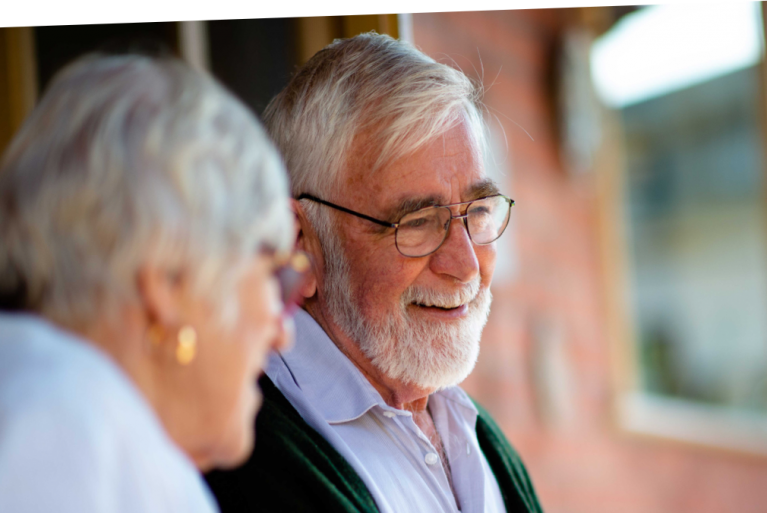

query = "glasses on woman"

[{"left": 298, "top": 193, "right": 514, "bottom": 258}]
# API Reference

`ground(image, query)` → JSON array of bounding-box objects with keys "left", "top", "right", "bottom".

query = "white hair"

[
  {"left": 262, "top": 32, "right": 486, "bottom": 200},
  {"left": 0, "top": 54, "right": 293, "bottom": 328}
]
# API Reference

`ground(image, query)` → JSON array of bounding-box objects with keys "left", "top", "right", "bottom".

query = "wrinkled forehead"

[
  {"left": 340, "top": 121, "right": 493, "bottom": 217},
  {"left": 343, "top": 118, "right": 484, "bottom": 181},
  {"left": 339, "top": 103, "right": 485, "bottom": 180}
]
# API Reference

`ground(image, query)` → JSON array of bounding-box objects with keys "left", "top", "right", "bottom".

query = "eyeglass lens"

[{"left": 395, "top": 196, "right": 511, "bottom": 257}]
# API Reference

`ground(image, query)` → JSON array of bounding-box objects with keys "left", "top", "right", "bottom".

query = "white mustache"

[{"left": 401, "top": 279, "right": 481, "bottom": 309}]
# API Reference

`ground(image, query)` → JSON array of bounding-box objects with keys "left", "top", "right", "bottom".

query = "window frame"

[{"left": 594, "top": 3, "right": 767, "bottom": 457}]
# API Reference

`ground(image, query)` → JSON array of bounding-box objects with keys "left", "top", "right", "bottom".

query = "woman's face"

[{"left": 171, "top": 253, "right": 289, "bottom": 471}]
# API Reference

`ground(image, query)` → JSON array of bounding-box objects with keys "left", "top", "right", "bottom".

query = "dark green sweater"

[{"left": 206, "top": 376, "right": 544, "bottom": 512}]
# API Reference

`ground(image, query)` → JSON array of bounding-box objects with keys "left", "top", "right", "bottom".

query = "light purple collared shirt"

[{"left": 266, "top": 309, "right": 506, "bottom": 513}]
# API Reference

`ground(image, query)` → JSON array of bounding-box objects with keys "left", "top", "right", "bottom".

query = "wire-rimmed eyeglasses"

[{"left": 298, "top": 193, "right": 514, "bottom": 258}]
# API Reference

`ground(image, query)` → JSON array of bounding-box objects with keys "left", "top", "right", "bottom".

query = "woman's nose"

[{"left": 273, "top": 313, "right": 294, "bottom": 353}]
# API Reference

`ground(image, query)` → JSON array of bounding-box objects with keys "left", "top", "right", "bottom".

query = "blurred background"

[{"left": 2, "top": 3, "right": 767, "bottom": 512}]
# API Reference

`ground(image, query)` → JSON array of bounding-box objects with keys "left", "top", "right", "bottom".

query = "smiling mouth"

[
  {"left": 405, "top": 283, "right": 480, "bottom": 316},
  {"left": 412, "top": 302, "right": 464, "bottom": 311}
]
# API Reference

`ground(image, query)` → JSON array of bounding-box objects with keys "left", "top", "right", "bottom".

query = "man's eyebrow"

[
  {"left": 386, "top": 195, "right": 443, "bottom": 223},
  {"left": 465, "top": 179, "right": 501, "bottom": 199},
  {"left": 384, "top": 180, "right": 502, "bottom": 222}
]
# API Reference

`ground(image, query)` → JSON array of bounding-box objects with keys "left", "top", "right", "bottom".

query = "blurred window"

[
  {"left": 592, "top": 3, "right": 767, "bottom": 451},
  {"left": 622, "top": 68, "right": 767, "bottom": 412}
]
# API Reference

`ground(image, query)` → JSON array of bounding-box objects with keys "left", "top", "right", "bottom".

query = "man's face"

[{"left": 319, "top": 121, "right": 497, "bottom": 390}]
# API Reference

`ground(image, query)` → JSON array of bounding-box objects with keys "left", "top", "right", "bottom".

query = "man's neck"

[
  {"left": 303, "top": 302, "right": 435, "bottom": 412},
  {"left": 302, "top": 302, "right": 461, "bottom": 507}
]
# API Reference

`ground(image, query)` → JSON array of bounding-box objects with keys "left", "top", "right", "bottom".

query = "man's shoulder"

[{"left": 205, "top": 375, "right": 380, "bottom": 513}]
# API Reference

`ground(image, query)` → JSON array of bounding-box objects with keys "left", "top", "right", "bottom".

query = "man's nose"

[{"left": 428, "top": 217, "right": 480, "bottom": 283}]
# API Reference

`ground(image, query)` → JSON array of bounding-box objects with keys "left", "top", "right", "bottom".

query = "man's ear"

[{"left": 292, "top": 199, "right": 318, "bottom": 299}]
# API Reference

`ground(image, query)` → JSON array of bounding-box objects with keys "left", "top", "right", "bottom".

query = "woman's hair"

[
  {"left": 262, "top": 32, "right": 486, "bottom": 201},
  {"left": 0, "top": 54, "right": 293, "bottom": 328}
]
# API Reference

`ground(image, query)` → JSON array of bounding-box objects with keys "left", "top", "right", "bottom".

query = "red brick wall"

[{"left": 413, "top": 9, "right": 767, "bottom": 513}]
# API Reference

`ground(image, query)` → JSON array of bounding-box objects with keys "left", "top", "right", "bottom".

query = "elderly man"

[{"left": 206, "top": 33, "right": 543, "bottom": 513}]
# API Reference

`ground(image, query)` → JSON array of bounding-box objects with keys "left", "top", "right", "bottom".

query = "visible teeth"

[
  {"left": 415, "top": 302, "right": 459, "bottom": 309},
  {"left": 403, "top": 280, "right": 480, "bottom": 311}
]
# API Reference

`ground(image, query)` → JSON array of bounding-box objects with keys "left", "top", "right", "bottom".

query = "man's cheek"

[
  {"left": 477, "top": 246, "right": 497, "bottom": 283},
  {"left": 359, "top": 267, "right": 403, "bottom": 297}
]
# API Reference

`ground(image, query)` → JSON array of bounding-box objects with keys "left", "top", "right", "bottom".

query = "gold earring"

[{"left": 176, "top": 326, "right": 197, "bottom": 365}]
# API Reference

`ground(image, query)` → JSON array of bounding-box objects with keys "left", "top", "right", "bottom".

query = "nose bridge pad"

[{"left": 444, "top": 214, "right": 472, "bottom": 243}]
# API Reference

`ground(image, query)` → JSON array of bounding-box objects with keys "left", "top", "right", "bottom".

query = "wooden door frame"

[{"left": 0, "top": 27, "right": 37, "bottom": 156}]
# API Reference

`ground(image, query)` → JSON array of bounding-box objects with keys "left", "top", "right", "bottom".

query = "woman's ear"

[
  {"left": 292, "top": 199, "right": 318, "bottom": 299},
  {"left": 136, "top": 263, "right": 184, "bottom": 328}
]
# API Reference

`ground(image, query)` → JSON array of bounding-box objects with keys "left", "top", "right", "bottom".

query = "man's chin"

[
  {"left": 329, "top": 286, "right": 490, "bottom": 391},
  {"left": 369, "top": 330, "right": 481, "bottom": 391},
  {"left": 398, "top": 350, "right": 479, "bottom": 391}
]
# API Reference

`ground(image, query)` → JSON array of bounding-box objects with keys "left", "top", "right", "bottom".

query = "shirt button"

[
  {"left": 383, "top": 411, "right": 396, "bottom": 418},
  {"left": 425, "top": 453, "right": 439, "bottom": 466}
]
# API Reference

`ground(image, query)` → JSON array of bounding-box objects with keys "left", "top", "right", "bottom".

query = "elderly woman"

[{"left": 0, "top": 55, "right": 299, "bottom": 512}]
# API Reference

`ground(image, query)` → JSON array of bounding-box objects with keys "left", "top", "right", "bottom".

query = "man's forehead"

[
  {"left": 340, "top": 121, "right": 489, "bottom": 211},
  {"left": 344, "top": 119, "right": 481, "bottom": 176}
]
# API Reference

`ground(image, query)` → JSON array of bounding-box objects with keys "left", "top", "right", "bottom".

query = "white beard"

[{"left": 317, "top": 216, "right": 492, "bottom": 390}]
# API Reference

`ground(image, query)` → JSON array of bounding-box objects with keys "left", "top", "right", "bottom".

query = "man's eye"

[
  {"left": 403, "top": 218, "right": 427, "bottom": 227},
  {"left": 469, "top": 205, "right": 491, "bottom": 215},
  {"left": 401, "top": 216, "right": 435, "bottom": 230}
]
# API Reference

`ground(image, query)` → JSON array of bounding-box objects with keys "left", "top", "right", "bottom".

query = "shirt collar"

[{"left": 270, "top": 309, "right": 385, "bottom": 424}]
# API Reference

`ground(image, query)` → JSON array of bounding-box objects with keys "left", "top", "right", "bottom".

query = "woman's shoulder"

[
  {"left": 0, "top": 313, "right": 134, "bottom": 425},
  {"left": 0, "top": 313, "right": 217, "bottom": 513}
]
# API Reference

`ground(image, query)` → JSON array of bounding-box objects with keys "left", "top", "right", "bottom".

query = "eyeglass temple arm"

[{"left": 297, "top": 194, "right": 397, "bottom": 228}]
